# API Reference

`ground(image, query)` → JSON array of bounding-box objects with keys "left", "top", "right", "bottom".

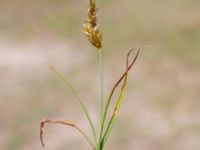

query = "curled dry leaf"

[{"left": 40, "top": 119, "right": 95, "bottom": 149}]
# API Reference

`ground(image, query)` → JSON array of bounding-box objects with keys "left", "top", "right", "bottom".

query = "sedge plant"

[{"left": 40, "top": 0, "right": 140, "bottom": 150}]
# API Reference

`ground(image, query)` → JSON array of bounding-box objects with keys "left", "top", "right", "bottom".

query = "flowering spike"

[{"left": 82, "top": 0, "right": 102, "bottom": 49}]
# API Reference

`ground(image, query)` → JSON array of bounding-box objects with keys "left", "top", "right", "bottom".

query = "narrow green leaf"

[
  {"left": 101, "top": 48, "right": 140, "bottom": 147},
  {"left": 99, "top": 48, "right": 139, "bottom": 143},
  {"left": 48, "top": 64, "right": 97, "bottom": 144}
]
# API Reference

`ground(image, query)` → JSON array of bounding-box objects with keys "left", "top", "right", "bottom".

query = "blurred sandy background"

[{"left": 0, "top": 0, "right": 200, "bottom": 150}]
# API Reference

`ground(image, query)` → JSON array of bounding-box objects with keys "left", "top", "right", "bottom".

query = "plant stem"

[
  {"left": 99, "top": 50, "right": 104, "bottom": 124},
  {"left": 97, "top": 49, "right": 104, "bottom": 149}
]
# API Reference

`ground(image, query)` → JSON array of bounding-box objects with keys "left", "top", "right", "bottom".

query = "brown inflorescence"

[{"left": 82, "top": 0, "right": 102, "bottom": 49}]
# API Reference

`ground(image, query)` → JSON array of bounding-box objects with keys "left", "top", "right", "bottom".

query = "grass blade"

[
  {"left": 99, "top": 47, "right": 140, "bottom": 144},
  {"left": 48, "top": 64, "right": 97, "bottom": 144},
  {"left": 101, "top": 47, "right": 140, "bottom": 147}
]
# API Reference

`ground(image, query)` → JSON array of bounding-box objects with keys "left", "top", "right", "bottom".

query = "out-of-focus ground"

[{"left": 0, "top": 0, "right": 200, "bottom": 150}]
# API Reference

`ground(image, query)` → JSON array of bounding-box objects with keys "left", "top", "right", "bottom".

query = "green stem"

[
  {"left": 48, "top": 64, "right": 97, "bottom": 145},
  {"left": 99, "top": 50, "right": 104, "bottom": 123},
  {"left": 97, "top": 49, "right": 104, "bottom": 148}
]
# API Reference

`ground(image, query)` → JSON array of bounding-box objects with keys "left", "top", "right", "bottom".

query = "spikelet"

[{"left": 82, "top": 0, "right": 102, "bottom": 49}]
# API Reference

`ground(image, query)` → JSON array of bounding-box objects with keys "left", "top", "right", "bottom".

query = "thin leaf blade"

[{"left": 101, "top": 47, "right": 140, "bottom": 147}]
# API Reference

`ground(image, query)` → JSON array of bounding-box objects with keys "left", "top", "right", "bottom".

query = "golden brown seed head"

[{"left": 82, "top": 0, "right": 102, "bottom": 49}]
